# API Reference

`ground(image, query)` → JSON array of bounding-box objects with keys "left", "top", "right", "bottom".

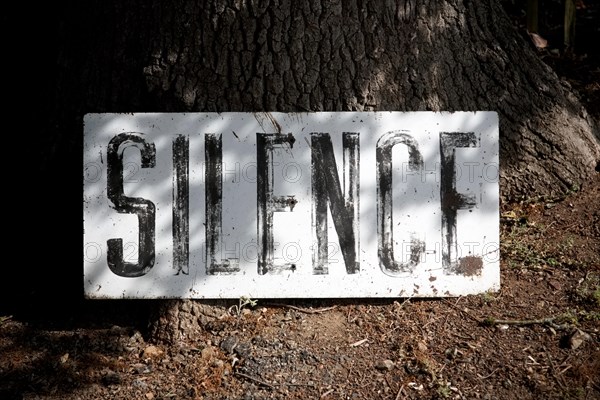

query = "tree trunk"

[
  {"left": 35, "top": 0, "right": 599, "bottom": 342},
  {"left": 148, "top": 300, "right": 229, "bottom": 344}
]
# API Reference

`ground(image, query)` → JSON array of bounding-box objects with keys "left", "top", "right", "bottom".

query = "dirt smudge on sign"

[{"left": 457, "top": 255, "right": 483, "bottom": 276}]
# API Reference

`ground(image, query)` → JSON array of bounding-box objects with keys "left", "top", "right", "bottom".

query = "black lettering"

[
  {"left": 106, "top": 133, "right": 156, "bottom": 277},
  {"left": 205, "top": 134, "right": 240, "bottom": 275},
  {"left": 173, "top": 135, "right": 189, "bottom": 275},
  {"left": 439, "top": 132, "right": 478, "bottom": 273},
  {"left": 257, "top": 133, "right": 297, "bottom": 275},
  {"left": 311, "top": 133, "right": 360, "bottom": 274},
  {"left": 376, "top": 131, "right": 425, "bottom": 275}
]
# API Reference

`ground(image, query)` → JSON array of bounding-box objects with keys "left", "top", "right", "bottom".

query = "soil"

[{"left": 1, "top": 2, "right": 599, "bottom": 400}]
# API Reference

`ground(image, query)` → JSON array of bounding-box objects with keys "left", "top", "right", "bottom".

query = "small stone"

[
  {"left": 220, "top": 336, "right": 239, "bottom": 354},
  {"left": 145, "top": 392, "right": 154, "bottom": 400},
  {"left": 234, "top": 342, "right": 252, "bottom": 358},
  {"left": 132, "top": 363, "right": 151, "bottom": 374},
  {"left": 102, "top": 371, "right": 122, "bottom": 386},
  {"left": 548, "top": 280, "right": 562, "bottom": 290},
  {"left": 143, "top": 345, "right": 164, "bottom": 359},
  {"left": 375, "top": 359, "right": 395, "bottom": 371},
  {"left": 408, "top": 382, "right": 424, "bottom": 390}
]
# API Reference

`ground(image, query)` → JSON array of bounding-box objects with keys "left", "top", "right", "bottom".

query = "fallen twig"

[
  {"left": 482, "top": 317, "right": 557, "bottom": 326},
  {"left": 481, "top": 314, "right": 588, "bottom": 334},
  {"left": 267, "top": 303, "right": 338, "bottom": 314},
  {"left": 235, "top": 372, "right": 276, "bottom": 390},
  {"left": 394, "top": 384, "right": 405, "bottom": 400},
  {"left": 557, "top": 365, "right": 572, "bottom": 376},
  {"left": 394, "top": 297, "right": 413, "bottom": 309},
  {"left": 477, "top": 368, "right": 499, "bottom": 380},
  {"left": 286, "top": 382, "right": 316, "bottom": 387},
  {"left": 481, "top": 316, "right": 578, "bottom": 332},
  {"left": 349, "top": 338, "right": 368, "bottom": 347}
]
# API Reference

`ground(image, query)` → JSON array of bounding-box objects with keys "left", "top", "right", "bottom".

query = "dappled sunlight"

[
  {"left": 14, "top": 2, "right": 600, "bottom": 399},
  {"left": 84, "top": 112, "right": 499, "bottom": 299}
]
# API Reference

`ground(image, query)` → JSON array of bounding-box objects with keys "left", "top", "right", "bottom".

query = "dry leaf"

[{"left": 528, "top": 32, "right": 548, "bottom": 49}]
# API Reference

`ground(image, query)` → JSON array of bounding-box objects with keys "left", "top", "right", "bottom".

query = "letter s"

[{"left": 106, "top": 133, "right": 156, "bottom": 277}]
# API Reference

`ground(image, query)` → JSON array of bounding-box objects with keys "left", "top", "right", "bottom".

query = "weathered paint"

[{"left": 83, "top": 112, "right": 500, "bottom": 299}]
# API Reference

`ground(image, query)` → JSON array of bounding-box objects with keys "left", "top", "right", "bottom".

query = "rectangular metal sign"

[{"left": 83, "top": 112, "right": 499, "bottom": 299}]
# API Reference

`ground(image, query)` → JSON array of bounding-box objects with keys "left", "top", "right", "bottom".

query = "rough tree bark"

[{"left": 35, "top": 0, "right": 599, "bottom": 342}]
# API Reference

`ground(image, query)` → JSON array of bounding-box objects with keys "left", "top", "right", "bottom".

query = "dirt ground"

[
  {"left": 3, "top": 173, "right": 598, "bottom": 400},
  {"left": 2, "top": 2, "right": 599, "bottom": 400}
]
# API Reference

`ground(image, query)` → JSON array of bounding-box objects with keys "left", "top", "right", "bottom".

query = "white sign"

[{"left": 83, "top": 112, "right": 500, "bottom": 299}]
